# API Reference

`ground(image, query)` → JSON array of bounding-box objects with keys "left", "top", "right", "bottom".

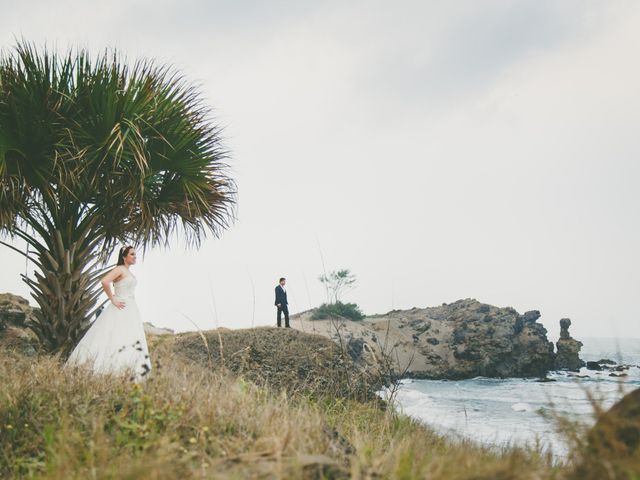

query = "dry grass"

[
  {"left": 165, "top": 327, "right": 382, "bottom": 401},
  {"left": 0, "top": 330, "right": 637, "bottom": 479}
]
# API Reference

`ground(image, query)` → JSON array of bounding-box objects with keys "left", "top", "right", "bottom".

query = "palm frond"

[{"left": 0, "top": 41, "right": 236, "bottom": 352}]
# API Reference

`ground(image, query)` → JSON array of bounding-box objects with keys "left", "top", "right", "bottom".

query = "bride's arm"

[{"left": 101, "top": 266, "right": 126, "bottom": 310}]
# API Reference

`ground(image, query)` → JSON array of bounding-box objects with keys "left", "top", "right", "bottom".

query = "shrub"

[{"left": 311, "top": 302, "right": 365, "bottom": 321}]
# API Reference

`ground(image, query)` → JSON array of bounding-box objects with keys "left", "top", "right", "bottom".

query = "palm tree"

[{"left": 0, "top": 42, "right": 236, "bottom": 354}]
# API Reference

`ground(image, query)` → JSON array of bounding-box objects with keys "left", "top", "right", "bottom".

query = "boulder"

[
  {"left": 597, "top": 358, "right": 617, "bottom": 365},
  {"left": 586, "top": 361, "right": 602, "bottom": 371}
]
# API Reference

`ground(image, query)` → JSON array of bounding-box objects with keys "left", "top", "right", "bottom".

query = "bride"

[{"left": 66, "top": 246, "right": 152, "bottom": 382}]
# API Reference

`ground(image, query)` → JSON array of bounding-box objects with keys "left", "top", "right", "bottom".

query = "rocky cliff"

[{"left": 292, "top": 298, "right": 579, "bottom": 380}]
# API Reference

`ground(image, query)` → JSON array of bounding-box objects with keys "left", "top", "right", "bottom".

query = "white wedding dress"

[{"left": 66, "top": 270, "right": 152, "bottom": 382}]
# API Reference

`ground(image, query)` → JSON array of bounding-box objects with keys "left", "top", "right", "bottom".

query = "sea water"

[{"left": 389, "top": 338, "right": 640, "bottom": 460}]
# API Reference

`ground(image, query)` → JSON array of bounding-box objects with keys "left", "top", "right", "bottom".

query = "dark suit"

[{"left": 275, "top": 285, "right": 289, "bottom": 327}]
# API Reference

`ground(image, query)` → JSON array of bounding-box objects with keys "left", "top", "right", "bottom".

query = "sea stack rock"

[{"left": 555, "top": 318, "right": 584, "bottom": 371}]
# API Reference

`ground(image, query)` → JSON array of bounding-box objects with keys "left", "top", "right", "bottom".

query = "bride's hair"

[{"left": 117, "top": 246, "right": 133, "bottom": 266}]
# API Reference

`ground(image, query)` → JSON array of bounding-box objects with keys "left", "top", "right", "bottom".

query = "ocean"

[{"left": 389, "top": 337, "right": 640, "bottom": 460}]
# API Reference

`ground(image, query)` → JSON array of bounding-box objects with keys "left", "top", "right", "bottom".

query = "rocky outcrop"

[
  {"left": 0, "top": 293, "right": 39, "bottom": 356},
  {"left": 292, "top": 299, "right": 559, "bottom": 379},
  {"left": 555, "top": 318, "right": 585, "bottom": 371},
  {"left": 0, "top": 292, "right": 35, "bottom": 329}
]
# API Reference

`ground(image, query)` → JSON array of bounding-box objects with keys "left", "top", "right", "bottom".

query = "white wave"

[{"left": 511, "top": 402, "right": 533, "bottom": 412}]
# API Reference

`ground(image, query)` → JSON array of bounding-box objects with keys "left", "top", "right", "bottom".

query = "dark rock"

[
  {"left": 587, "top": 361, "right": 603, "bottom": 371},
  {"left": 598, "top": 358, "right": 617, "bottom": 365},
  {"left": 609, "top": 373, "right": 628, "bottom": 378},
  {"left": 536, "top": 377, "right": 557, "bottom": 382},
  {"left": 407, "top": 319, "right": 431, "bottom": 336},
  {"left": 0, "top": 293, "right": 34, "bottom": 328},
  {"left": 559, "top": 318, "right": 572, "bottom": 339},
  {"left": 0, "top": 294, "right": 40, "bottom": 355},
  {"left": 453, "top": 346, "right": 482, "bottom": 361},
  {"left": 477, "top": 304, "right": 490, "bottom": 313},
  {"left": 523, "top": 310, "right": 541, "bottom": 323},
  {"left": 513, "top": 317, "right": 524, "bottom": 334},
  {"left": 452, "top": 329, "right": 466, "bottom": 344},
  {"left": 555, "top": 318, "right": 585, "bottom": 371},
  {"left": 346, "top": 337, "right": 366, "bottom": 361},
  {"left": 426, "top": 337, "right": 439, "bottom": 345}
]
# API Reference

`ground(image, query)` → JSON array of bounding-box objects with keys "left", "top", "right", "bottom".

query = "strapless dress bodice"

[{"left": 114, "top": 273, "right": 137, "bottom": 299}]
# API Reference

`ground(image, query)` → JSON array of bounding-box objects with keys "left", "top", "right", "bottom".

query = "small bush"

[{"left": 311, "top": 302, "right": 365, "bottom": 321}]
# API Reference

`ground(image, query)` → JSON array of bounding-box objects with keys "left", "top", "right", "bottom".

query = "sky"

[{"left": 1, "top": 0, "right": 639, "bottom": 340}]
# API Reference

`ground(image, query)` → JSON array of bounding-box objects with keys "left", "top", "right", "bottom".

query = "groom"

[{"left": 274, "top": 277, "right": 290, "bottom": 328}]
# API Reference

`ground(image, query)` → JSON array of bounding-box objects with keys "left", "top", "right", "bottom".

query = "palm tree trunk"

[{"left": 4, "top": 214, "right": 108, "bottom": 355}]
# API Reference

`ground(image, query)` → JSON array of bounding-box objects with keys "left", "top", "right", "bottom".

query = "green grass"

[{"left": 0, "top": 330, "right": 637, "bottom": 479}]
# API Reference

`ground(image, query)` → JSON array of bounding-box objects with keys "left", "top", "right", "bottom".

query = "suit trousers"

[{"left": 277, "top": 305, "right": 290, "bottom": 327}]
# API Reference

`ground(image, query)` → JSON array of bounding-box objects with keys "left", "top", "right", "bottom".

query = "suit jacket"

[{"left": 275, "top": 285, "right": 288, "bottom": 306}]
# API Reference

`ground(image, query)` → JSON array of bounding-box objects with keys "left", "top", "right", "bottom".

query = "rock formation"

[
  {"left": 292, "top": 299, "right": 558, "bottom": 379},
  {"left": 0, "top": 292, "right": 34, "bottom": 328},
  {"left": 555, "top": 318, "right": 585, "bottom": 371},
  {"left": 0, "top": 293, "right": 39, "bottom": 355}
]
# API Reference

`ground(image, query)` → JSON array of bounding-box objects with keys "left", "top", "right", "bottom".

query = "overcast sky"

[{"left": 1, "top": 1, "right": 639, "bottom": 340}]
